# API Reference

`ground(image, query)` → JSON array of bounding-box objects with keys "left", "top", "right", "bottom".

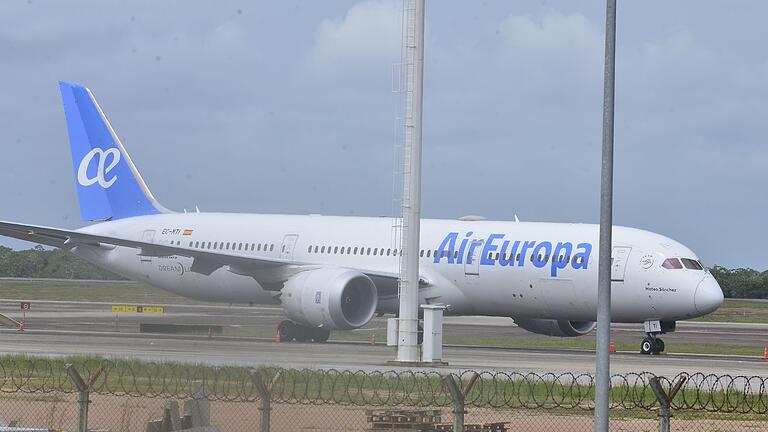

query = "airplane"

[{"left": 0, "top": 82, "right": 724, "bottom": 355}]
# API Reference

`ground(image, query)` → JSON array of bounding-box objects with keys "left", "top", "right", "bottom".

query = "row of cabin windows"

[
  {"left": 307, "top": 245, "right": 403, "bottom": 257},
  {"left": 185, "top": 240, "right": 275, "bottom": 253},
  {"left": 304, "top": 245, "right": 584, "bottom": 265}
]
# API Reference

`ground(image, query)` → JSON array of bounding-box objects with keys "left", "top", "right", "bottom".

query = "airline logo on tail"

[
  {"left": 77, "top": 148, "right": 121, "bottom": 188},
  {"left": 60, "top": 81, "right": 166, "bottom": 220}
]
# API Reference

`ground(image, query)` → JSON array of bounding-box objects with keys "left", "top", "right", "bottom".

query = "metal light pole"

[
  {"left": 595, "top": 0, "right": 617, "bottom": 431},
  {"left": 396, "top": 0, "right": 426, "bottom": 363}
]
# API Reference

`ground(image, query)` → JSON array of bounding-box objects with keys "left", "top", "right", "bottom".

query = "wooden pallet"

[
  {"left": 434, "top": 422, "right": 508, "bottom": 432},
  {"left": 366, "top": 409, "right": 442, "bottom": 431}
]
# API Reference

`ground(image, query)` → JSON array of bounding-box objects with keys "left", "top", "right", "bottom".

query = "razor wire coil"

[{"left": 0, "top": 358, "right": 765, "bottom": 413}]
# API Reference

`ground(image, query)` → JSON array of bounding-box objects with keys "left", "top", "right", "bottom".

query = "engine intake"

[
  {"left": 281, "top": 268, "right": 377, "bottom": 330},
  {"left": 514, "top": 319, "right": 596, "bottom": 337}
]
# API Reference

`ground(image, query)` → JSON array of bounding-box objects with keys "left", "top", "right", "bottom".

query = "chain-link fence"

[{"left": 0, "top": 357, "right": 765, "bottom": 431}]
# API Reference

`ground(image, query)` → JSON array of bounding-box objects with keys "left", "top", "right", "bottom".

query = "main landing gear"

[
  {"left": 640, "top": 320, "right": 675, "bottom": 355},
  {"left": 277, "top": 320, "right": 330, "bottom": 343}
]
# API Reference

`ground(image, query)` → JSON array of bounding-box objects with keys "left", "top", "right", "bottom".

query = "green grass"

[
  {"left": 692, "top": 299, "right": 768, "bottom": 324},
  {"left": 223, "top": 327, "right": 765, "bottom": 357},
  {"left": 2, "top": 279, "right": 766, "bottom": 356},
  {"left": 3, "top": 279, "right": 768, "bottom": 323},
  {"left": 315, "top": 331, "right": 764, "bottom": 357},
  {"left": 0, "top": 279, "right": 209, "bottom": 304}
]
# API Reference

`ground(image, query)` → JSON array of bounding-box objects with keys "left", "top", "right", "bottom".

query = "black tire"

[
  {"left": 656, "top": 338, "right": 665, "bottom": 353},
  {"left": 640, "top": 337, "right": 654, "bottom": 355},
  {"left": 278, "top": 320, "right": 295, "bottom": 342},
  {"left": 312, "top": 327, "right": 331, "bottom": 343},
  {"left": 294, "top": 327, "right": 308, "bottom": 342}
]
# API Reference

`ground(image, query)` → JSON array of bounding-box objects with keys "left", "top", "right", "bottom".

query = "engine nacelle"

[
  {"left": 514, "top": 318, "right": 596, "bottom": 337},
  {"left": 281, "top": 268, "right": 378, "bottom": 330}
]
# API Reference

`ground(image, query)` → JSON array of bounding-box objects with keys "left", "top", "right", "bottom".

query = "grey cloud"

[{"left": 1, "top": 1, "right": 767, "bottom": 270}]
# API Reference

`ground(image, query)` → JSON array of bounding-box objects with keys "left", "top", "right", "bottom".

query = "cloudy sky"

[{"left": 1, "top": 1, "right": 766, "bottom": 269}]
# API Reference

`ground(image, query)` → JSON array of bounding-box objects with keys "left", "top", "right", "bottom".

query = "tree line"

[
  {"left": 0, "top": 246, "right": 122, "bottom": 280},
  {"left": 0, "top": 246, "right": 765, "bottom": 298}
]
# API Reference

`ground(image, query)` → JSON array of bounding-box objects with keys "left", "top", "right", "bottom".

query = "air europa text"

[{"left": 434, "top": 232, "right": 593, "bottom": 277}]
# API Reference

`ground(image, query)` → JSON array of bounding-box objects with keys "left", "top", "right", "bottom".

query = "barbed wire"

[{"left": 0, "top": 358, "right": 765, "bottom": 413}]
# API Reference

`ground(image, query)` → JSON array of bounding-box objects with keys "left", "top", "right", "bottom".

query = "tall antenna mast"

[{"left": 396, "top": 0, "right": 426, "bottom": 363}]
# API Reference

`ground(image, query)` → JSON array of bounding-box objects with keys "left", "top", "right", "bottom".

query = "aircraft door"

[
  {"left": 464, "top": 239, "right": 483, "bottom": 276},
  {"left": 611, "top": 246, "right": 632, "bottom": 282},
  {"left": 140, "top": 230, "right": 155, "bottom": 264},
  {"left": 280, "top": 234, "right": 299, "bottom": 260}
]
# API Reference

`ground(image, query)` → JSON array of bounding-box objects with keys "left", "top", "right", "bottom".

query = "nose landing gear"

[
  {"left": 640, "top": 336, "right": 665, "bottom": 355},
  {"left": 640, "top": 320, "right": 675, "bottom": 355}
]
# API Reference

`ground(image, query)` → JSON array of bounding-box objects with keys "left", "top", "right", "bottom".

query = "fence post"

[
  {"left": 66, "top": 364, "right": 103, "bottom": 432},
  {"left": 251, "top": 369, "right": 283, "bottom": 432},
  {"left": 443, "top": 372, "right": 479, "bottom": 432},
  {"left": 650, "top": 376, "right": 687, "bottom": 432}
]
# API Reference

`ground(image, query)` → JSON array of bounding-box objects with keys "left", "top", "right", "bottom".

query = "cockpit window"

[
  {"left": 662, "top": 258, "right": 682, "bottom": 269},
  {"left": 681, "top": 258, "right": 703, "bottom": 270}
]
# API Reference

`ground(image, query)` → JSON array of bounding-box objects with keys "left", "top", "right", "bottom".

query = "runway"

[{"left": 1, "top": 300, "right": 766, "bottom": 376}]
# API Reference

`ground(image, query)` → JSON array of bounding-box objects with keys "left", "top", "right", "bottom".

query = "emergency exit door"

[
  {"left": 280, "top": 234, "right": 299, "bottom": 260},
  {"left": 140, "top": 230, "right": 155, "bottom": 264},
  {"left": 464, "top": 239, "right": 483, "bottom": 276},
  {"left": 611, "top": 246, "right": 632, "bottom": 282}
]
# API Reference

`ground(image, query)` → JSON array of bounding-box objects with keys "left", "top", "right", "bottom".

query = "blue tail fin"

[{"left": 59, "top": 81, "right": 168, "bottom": 221}]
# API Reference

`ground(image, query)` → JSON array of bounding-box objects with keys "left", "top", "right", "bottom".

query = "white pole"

[
  {"left": 595, "top": 0, "right": 617, "bottom": 430},
  {"left": 396, "top": 0, "right": 425, "bottom": 363}
]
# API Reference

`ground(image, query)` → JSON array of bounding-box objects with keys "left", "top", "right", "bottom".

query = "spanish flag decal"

[{"left": 183, "top": 229, "right": 194, "bottom": 236}]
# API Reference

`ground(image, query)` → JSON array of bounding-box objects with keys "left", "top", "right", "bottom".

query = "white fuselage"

[{"left": 73, "top": 213, "right": 722, "bottom": 324}]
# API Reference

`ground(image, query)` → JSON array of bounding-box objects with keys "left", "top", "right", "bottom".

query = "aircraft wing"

[{"left": 0, "top": 220, "right": 403, "bottom": 290}]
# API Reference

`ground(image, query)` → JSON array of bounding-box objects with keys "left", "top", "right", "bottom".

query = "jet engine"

[
  {"left": 514, "top": 318, "right": 596, "bottom": 337},
  {"left": 281, "top": 268, "right": 378, "bottom": 330}
]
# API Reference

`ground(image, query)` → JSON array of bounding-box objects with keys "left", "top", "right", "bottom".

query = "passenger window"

[
  {"left": 662, "top": 258, "right": 683, "bottom": 269},
  {"left": 270, "top": 244, "right": 275, "bottom": 252},
  {"left": 213, "top": 242, "right": 218, "bottom": 249},
  {"left": 373, "top": 248, "right": 378, "bottom": 256},
  {"left": 308, "top": 246, "right": 312, "bottom": 253},
  {"left": 420, "top": 250, "right": 424, "bottom": 257},
  {"left": 347, "top": 247, "right": 352, "bottom": 254},
  {"left": 354, "top": 247, "right": 359, "bottom": 255},
  {"left": 314, "top": 246, "right": 319, "bottom": 253},
  {"left": 367, "top": 248, "right": 372, "bottom": 255},
  {"left": 427, "top": 250, "right": 431, "bottom": 258},
  {"left": 681, "top": 258, "right": 703, "bottom": 270},
  {"left": 334, "top": 246, "right": 339, "bottom": 254},
  {"left": 321, "top": 246, "right": 326, "bottom": 253}
]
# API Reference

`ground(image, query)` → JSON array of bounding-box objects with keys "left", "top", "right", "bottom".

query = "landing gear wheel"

[
  {"left": 278, "top": 320, "right": 295, "bottom": 342},
  {"left": 640, "top": 337, "right": 654, "bottom": 355},
  {"left": 293, "top": 327, "right": 308, "bottom": 342},
  {"left": 311, "top": 327, "right": 331, "bottom": 343},
  {"left": 640, "top": 336, "right": 664, "bottom": 355}
]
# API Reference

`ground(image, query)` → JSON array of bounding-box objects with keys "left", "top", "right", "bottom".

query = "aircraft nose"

[{"left": 694, "top": 276, "right": 724, "bottom": 315}]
